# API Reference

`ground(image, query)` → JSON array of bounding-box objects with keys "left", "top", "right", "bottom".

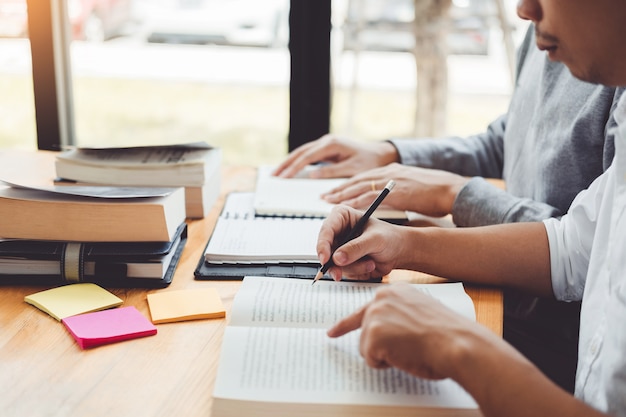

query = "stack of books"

[
  {"left": 54, "top": 142, "right": 222, "bottom": 219},
  {"left": 0, "top": 182, "right": 188, "bottom": 288}
]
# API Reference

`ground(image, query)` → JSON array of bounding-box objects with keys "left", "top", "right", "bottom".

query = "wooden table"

[{"left": 0, "top": 152, "right": 502, "bottom": 417}]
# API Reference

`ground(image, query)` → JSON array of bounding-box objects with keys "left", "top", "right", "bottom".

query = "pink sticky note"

[{"left": 62, "top": 306, "right": 157, "bottom": 349}]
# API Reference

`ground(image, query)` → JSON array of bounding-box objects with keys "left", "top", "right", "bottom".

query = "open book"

[
  {"left": 253, "top": 166, "right": 408, "bottom": 220},
  {"left": 212, "top": 276, "right": 480, "bottom": 417}
]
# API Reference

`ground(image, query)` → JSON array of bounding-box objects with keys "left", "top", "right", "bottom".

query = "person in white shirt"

[
  {"left": 320, "top": 0, "right": 626, "bottom": 415},
  {"left": 277, "top": 10, "right": 624, "bottom": 395}
]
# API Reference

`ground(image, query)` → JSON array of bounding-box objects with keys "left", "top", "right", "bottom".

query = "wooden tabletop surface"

[{"left": 0, "top": 151, "right": 502, "bottom": 417}]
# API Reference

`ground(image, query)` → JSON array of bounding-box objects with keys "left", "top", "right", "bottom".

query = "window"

[
  {"left": 68, "top": 0, "right": 291, "bottom": 166},
  {"left": 329, "top": 0, "right": 524, "bottom": 142},
  {"left": 10, "top": 0, "right": 522, "bottom": 160},
  {"left": 17, "top": 0, "right": 291, "bottom": 165},
  {"left": 0, "top": 0, "right": 36, "bottom": 149}
]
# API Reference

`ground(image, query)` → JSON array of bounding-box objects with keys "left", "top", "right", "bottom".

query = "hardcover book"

[
  {"left": 0, "top": 223, "right": 187, "bottom": 288},
  {"left": 0, "top": 185, "right": 186, "bottom": 242},
  {"left": 54, "top": 143, "right": 221, "bottom": 218}
]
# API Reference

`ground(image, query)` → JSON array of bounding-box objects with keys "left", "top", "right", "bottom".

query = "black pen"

[{"left": 312, "top": 180, "right": 396, "bottom": 285}]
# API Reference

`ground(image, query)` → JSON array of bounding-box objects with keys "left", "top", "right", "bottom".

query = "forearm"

[
  {"left": 399, "top": 222, "right": 553, "bottom": 296},
  {"left": 450, "top": 326, "right": 602, "bottom": 417},
  {"left": 390, "top": 115, "right": 506, "bottom": 178},
  {"left": 452, "top": 178, "right": 563, "bottom": 227}
]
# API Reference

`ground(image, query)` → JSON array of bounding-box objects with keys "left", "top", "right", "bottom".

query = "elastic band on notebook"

[{"left": 62, "top": 243, "right": 84, "bottom": 283}]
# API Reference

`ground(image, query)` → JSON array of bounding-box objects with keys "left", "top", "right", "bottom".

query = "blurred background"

[{"left": 0, "top": 0, "right": 528, "bottom": 165}]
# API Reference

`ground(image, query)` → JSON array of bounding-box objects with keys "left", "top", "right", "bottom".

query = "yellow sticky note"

[
  {"left": 147, "top": 288, "right": 225, "bottom": 324},
  {"left": 24, "top": 283, "right": 123, "bottom": 321}
]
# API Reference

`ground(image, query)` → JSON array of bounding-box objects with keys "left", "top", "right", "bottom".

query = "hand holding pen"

[{"left": 313, "top": 180, "right": 395, "bottom": 284}]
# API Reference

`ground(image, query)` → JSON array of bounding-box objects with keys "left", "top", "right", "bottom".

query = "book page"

[
  {"left": 56, "top": 144, "right": 212, "bottom": 168},
  {"left": 229, "top": 277, "right": 475, "bottom": 328},
  {"left": 253, "top": 166, "right": 342, "bottom": 217},
  {"left": 204, "top": 217, "right": 323, "bottom": 263},
  {"left": 220, "top": 192, "right": 256, "bottom": 218},
  {"left": 1, "top": 179, "right": 176, "bottom": 198},
  {"left": 213, "top": 326, "right": 477, "bottom": 409},
  {"left": 253, "top": 166, "right": 407, "bottom": 219}
]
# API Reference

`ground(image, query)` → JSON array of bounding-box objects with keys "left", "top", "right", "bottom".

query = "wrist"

[
  {"left": 397, "top": 227, "right": 432, "bottom": 271},
  {"left": 378, "top": 141, "right": 401, "bottom": 165},
  {"left": 439, "top": 176, "right": 470, "bottom": 215},
  {"left": 446, "top": 325, "right": 495, "bottom": 380},
  {"left": 451, "top": 329, "right": 581, "bottom": 416},
  {"left": 443, "top": 324, "right": 513, "bottom": 401}
]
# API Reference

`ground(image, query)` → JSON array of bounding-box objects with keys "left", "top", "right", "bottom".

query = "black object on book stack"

[
  {"left": 0, "top": 223, "right": 187, "bottom": 288},
  {"left": 54, "top": 142, "right": 221, "bottom": 219},
  {"left": 0, "top": 183, "right": 188, "bottom": 288}
]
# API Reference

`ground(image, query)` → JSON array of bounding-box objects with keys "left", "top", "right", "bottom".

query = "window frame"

[
  {"left": 28, "top": 0, "right": 331, "bottom": 153},
  {"left": 288, "top": 0, "right": 331, "bottom": 151},
  {"left": 27, "top": 0, "right": 75, "bottom": 150}
]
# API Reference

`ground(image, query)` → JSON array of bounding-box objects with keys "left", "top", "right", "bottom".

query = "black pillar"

[{"left": 288, "top": 0, "right": 331, "bottom": 151}]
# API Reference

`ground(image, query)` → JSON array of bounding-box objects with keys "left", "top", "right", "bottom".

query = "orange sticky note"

[
  {"left": 147, "top": 287, "right": 225, "bottom": 324},
  {"left": 62, "top": 306, "right": 157, "bottom": 349}
]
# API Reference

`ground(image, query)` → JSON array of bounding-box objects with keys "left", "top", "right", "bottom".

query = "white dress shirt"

[{"left": 543, "top": 93, "right": 626, "bottom": 415}]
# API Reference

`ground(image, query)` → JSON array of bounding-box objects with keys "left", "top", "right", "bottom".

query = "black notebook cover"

[
  {"left": 0, "top": 223, "right": 187, "bottom": 288},
  {"left": 194, "top": 250, "right": 379, "bottom": 283},
  {"left": 194, "top": 256, "right": 327, "bottom": 281}
]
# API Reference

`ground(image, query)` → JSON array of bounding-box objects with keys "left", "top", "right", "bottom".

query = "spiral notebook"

[
  {"left": 194, "top": 192, "right": 328, "bottom": 281},
  {"left": 203, "top": 192, "right": 322, "bottom": 264}
]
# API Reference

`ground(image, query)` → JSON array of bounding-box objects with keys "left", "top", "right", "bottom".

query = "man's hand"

[
  {"left": 317, "top": 205, "right": 410, "bottom": 281},
  {"left": 327, "top": 283, "right": 487, "bottom": 380},
  {"left": 322, "top": 163, "right": 469, "bottom": 217},
  {"left": 273, "top": 134, "right": 399, "bottom": 179}
]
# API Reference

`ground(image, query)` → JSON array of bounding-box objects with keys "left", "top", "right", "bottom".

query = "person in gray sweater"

[{"left": 274, "top": 24, "right": 624, "bottom": 392}]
